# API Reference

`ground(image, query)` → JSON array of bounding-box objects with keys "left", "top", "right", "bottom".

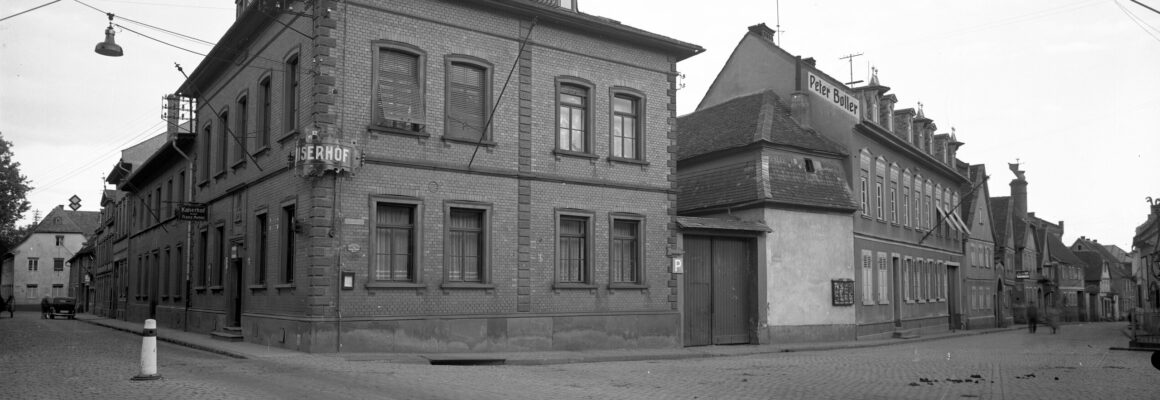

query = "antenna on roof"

[
  {"left": 775, "top": 0, "right": 784, "bottom": 46},
  {"left": 840, "top": 53, "right": 864, "bottom": 86}
]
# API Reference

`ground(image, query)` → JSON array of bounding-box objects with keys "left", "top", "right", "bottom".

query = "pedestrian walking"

[
  {"left": 1026, "top": 301, "right": 1039, "bottom": 333},
  {"left": 40, "top": 297, "right": 50, "bottom": 319},
  {"left": 1046, "top": 306, "right": 1060, "bottom": 334}
]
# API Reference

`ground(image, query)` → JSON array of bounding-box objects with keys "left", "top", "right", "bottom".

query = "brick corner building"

[{"left": 98, "top": 0, "right": 702, "bottom": 353}]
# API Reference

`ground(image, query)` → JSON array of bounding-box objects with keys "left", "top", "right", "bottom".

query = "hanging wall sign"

[
  {"left": 831, "top": 279, "right": 855, "bottom": 306},
  {"left": 807, "top": 71, "right": 860, "bottom": 118},
  {"left": 295, "top": 134, "right": 361, "bottom": 177}
]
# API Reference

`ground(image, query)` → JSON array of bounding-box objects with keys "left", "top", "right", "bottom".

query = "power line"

[
  {"left": 114, "top": 23, "right": 206, "bottom": 56},
  {"left": 0, "top": 0, "right": 61, "bottom": 22},
  {"left": 468, "top": 17, "right": 538, "bottom": 168},
  {"left": 73, "top": 0, "right": 215, "bottom": 45},
  {"left": 1116, "top": 0, "right": 1160, "bottom": 44}
]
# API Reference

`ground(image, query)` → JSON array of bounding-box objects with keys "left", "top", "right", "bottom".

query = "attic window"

[{"left": 804, "top": 158, "right": 815, "bottom": 173}]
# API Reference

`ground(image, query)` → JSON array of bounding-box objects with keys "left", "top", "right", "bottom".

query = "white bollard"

[{"left": 131, "top": 319, "right": 162, "bottom": 381}]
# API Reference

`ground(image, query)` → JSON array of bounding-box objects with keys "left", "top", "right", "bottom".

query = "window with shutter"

[
  {"left": 377, "top": 48, "right": 424, "bottom": 125},
  {"left": 446, "top": 62, "right": 487, "bottom": 140}
]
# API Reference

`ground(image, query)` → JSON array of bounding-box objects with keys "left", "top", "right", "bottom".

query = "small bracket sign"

[
  {"left": 68, "top": 195, "right": 81, "bottom": 211},
  {"left": 176, "top": 203, "right": 208, "bottom": 221},
  {"left": 1015, "top": 270, "right": 1030, "bottom": 280}
]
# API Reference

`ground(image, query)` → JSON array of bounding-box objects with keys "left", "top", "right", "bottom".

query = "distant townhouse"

[
  {"left": 957, "top": 164, "right": 1002, "bottom": 329},
  {"left": 92, "top": 133, "right": 168, "bottom": 320},
  {"left": 990, "top": 165, "right": 1041, "bottom": 323},
  {"left": 1029, "top": 220, "right": 1083, "bottom": 323},
  {"left": 675, "top": 89, "right": 857, "bottom": 344},
  {"left": 680, "top": 24, "right": 971, "bottom": 340},
  {"left": 0, "top": 206, "right": 100, "bottom": 310},
  {"left": 66, "top": 242, "right": 96, "bottom": 313},
  {"left": 1073, "top": 236, "right": 1134, "bottom": 320},
  {"left": 102, "top": 0, "right": 701, "bottom": 353}
]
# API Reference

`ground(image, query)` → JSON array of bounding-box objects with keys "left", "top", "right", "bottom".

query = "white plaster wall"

[{"left": 763, "top": 208, "right": 855, "bottom": 326}]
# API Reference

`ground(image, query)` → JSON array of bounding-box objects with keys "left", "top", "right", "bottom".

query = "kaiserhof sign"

[
  {"left": 176, "top": 203, "right": 208, "bottom": 221},
  {"left": 295, "top": 134, "right": 361, "bottom": 177}
]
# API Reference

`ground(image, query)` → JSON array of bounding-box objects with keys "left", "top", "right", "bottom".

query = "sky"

[{"left": 2, "top": 0, "right": 1158, "bottom": 250}]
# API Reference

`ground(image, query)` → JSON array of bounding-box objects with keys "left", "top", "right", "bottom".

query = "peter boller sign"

[
  {"left": 807, "top": 72, "right": 860, "bottom": 118},
  {"left": 295, "top": 135, "right": 361, "bottom": 176}
]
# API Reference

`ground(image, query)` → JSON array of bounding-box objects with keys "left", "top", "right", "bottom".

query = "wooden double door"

[{"left": 683, "top": 235, "right": 755, "bottom": 346}]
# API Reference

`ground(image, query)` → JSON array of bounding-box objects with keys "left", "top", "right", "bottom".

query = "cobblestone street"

[{"left": 1, "top": 311, "right": 1155, "bottom": 399}]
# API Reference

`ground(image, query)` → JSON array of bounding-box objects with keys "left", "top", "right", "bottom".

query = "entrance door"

[
  {"left": 229, "top": 249, "right": 244, "bottom": 327},
  {"left": 683, "top": 235, "right": 754, "bottom": 346},
  {"left": 892, "top": 257, "right": 902, "bottom": 328},
  {"left": 947, "top": 265, "right": 959, "bottom": 330}
]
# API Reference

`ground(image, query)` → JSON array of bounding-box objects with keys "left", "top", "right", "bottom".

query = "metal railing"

[{"left": 1129, "top": 309, "right": 1160, "bottom": 349}]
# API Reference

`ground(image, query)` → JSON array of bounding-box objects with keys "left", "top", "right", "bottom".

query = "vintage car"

[{"left": 47, "top": 297, "right": 76, "bottom": 320}]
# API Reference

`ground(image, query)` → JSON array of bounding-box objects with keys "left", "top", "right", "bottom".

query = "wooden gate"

[{"left": 684, "top": 235, "right": 754, "bottom": 346}]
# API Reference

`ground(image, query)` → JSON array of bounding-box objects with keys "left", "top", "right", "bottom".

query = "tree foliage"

[{"left": 0, "top": 132, "right": 33, "bottom": 253}]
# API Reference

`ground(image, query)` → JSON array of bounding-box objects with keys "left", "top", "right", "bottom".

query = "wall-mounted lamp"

[{"left": 95, "top": 12, "right": 123, "bottom": 57}]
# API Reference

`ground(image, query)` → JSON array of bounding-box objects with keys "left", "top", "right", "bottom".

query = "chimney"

[
  {"left": 802, "top": 57, "right": 816, "bottom": 67},
  {"left": 790, "top": 91, "right": 811, "bottom": 129},
  {"left": 747, "top": 23, "right": 777, "bottom": 43},
  {"left": 1011, "top": 175, "right": 1028, "bottom": 220}
]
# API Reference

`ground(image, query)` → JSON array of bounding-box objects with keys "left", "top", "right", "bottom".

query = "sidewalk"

[{"left": 77, "top": 313, "right": 1023, "bottom": 365}]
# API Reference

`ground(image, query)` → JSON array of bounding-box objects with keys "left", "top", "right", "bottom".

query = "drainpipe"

[
  {"left": 334, "top": 172, "right": 342, "bottom": 353},
  {"left": 171, "top": 136, "right": 195, "bottom": 332}
]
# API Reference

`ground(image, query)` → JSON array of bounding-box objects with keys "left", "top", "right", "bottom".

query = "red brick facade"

[{"left": 106, "top": 0, "right": 700, "bottom": 353}]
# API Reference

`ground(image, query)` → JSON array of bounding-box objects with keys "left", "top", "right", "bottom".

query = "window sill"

[
  {"left": 440, "top": 282, "right": 495, "bottom": 290},
  {"left": 197, "top": 180, "right": 209, "bottom": 188},
  {"left": 368, "top": 124, "right": 429, "bottom": 139},
  {"left": 274, "top": 283, "right": 295, "bottom": 290},
  {"left": 231, "top": 159, "right": 247, "bottom": 170},
  {"left": 366, "top": 282, "right": 426, "bottom": 289},
  {"left": 213, "top": 170, "right": 227, "bottom": 180},
  {"left": 193, "top": 286, "right": 207, "bottom": 293},
  {"left": 441, "top": 136, "right": 495, "bottom": 147},
  {"left": 208, "top": 285, "right": 224, "bottom": 293},
  {"left": 860, "top": 214, "right": 872, "bottom": 220},
  {"left": 553, "top": 283, "right": 597, "bottom": 290},
  {"left": 609, "top": 283, "right": 648, "bottom": 291},
  {"left": 276, "top": 129, "right": 300, "bottom": 145},
  {"left": 607, "top": 156, "right": 648, "bottom": 166},
  {"left": 248, "top": 284, "right": 268, "bottom": 291},
  {"left": 253, "top": 146, "right": 271, "bottom": 157},
  {"left": 553, "top": 149, "right": 598, "bottom": 160}
]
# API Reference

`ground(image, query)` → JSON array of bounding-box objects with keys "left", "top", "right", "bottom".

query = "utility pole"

[{"left": 840, "top": 52, "right": 864, "bottom": 86}]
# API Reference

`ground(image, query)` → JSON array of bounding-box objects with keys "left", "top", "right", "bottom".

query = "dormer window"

[{"left": 560, "top": 0, "right": 577, "bottom": 11}]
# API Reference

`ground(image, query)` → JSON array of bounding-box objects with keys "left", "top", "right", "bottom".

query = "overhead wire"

[
  {"left": 72, "top": 0, "right": 290, "bottom": 71},
  {"left": 1115, "top": 0, "right": 1160, "bottom": 44},
  {"left": 0, "top": 0, "right": 61, "bottom": 22}
]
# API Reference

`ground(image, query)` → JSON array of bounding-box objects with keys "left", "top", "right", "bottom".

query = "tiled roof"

[
  {"left": 990, "top": 197, "right": 1011, "bottom": 246},
  {"left": 960, "top": 164, "right": 987, "bottom": 230},
  {"left": 766, "top": 156, "right": 858, "bottom": 211},
  {"left": 1046, "top": 233, "right": 1084, "bottom": 266},
  {"left": 1074, "top": 251, "right": 1105, "bottom": 281},
  {"left": 33, "top": 207, "right": 101, "bottom": 238},
  {"left": 678, "top": 162, "right": 760, "bottom": 212},
  {"left": 675, "top": 90, "right": 847, "bottom": 160}
]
